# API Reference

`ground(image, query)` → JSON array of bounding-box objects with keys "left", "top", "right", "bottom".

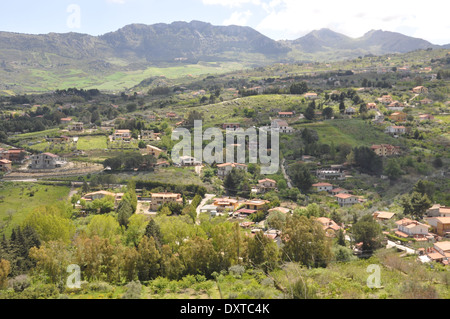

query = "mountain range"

[{"left": 0, "top": 20, "right": 448, "bottom": 93}]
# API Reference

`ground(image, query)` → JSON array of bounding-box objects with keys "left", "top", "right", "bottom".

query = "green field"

[
  {"left": 297, "top": 120, "right": 401, "bottom": 147},
  {"left": 77, "top": 135, "right": 108, "bottom": 151},
  {"left": 0, "top": 182, "right": 71, "bottom": 236}
]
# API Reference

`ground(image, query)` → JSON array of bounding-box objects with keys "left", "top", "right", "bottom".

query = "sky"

[{"left": 0, "top": 0, "right": 449, "bottom": 45}]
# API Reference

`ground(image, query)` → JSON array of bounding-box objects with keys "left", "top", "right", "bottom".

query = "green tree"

[
  {"left": 402, "top": 192, "right": 432, "bottom": 220},
  {"left": 304, "top": 106, "right": 315, "bottom": 121},
  {"left": 125, "top": 214, "right": 150, "bottom": 247},
  {"left": 137, "top": 236, "right": 161, "bottom": 281},
  {"left": 352, "top": 214, "right": 382, "bottom": 254},
  {"left": 86, "top": 215, "right": 121, "bottom": 240},
  {"left": 24, "top": 206, "right": 75, "bottom": 244},
  {"left": 288, "top": 163, "right": 313, "bottom": 193},
  {"left": 385, "top": 158, "right": 403, "bottom": 181},
  {"left": 290, "top": 82, "right": 308, "bottom": 95},
  {"left": 322, "top": 107, "right": 334, "bottom": 119},
  {"left": 247, "top": 231, "right": 279, "bottom": 272},
  {"left": 282, "top": 215, "right": 331, "bottom": 267}
]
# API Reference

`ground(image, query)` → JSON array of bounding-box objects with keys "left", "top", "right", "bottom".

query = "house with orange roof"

[
  {"left": 0, "top": 159, "right": 12, "bottom": 172},
  {"left": 257, "top": 179, "right": 277, "bottom": 193},
  {"left": 316, "top": 217, "right": 344, "bottom": 238},
  {"left": 389, "top": 112, "right": 407, "bottom": 122},
  {"left": 373, "top": 211, "right": 396, "bottom": 221},
  {"left": 217, "top": 162, "right": 248, "bottom": 179}
]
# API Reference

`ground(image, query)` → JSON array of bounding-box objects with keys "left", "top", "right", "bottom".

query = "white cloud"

[
  {"left": 224, "top": 11, "right": 253, "bottom": 26},
  {"left": 202, "top": 0, "right": 261, "bottom": 8},
  {"left": 255, "top": 0, "right": 450, "bottom": 44}
]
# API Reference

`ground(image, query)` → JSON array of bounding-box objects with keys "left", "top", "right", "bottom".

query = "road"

[
  {"left": 281, "top": 159, "right": 293, "bottom": 189},
  {"left": 196, "top": 194, "right": 216, "bottom": 224},
  {"left": 386, "top": 240, "right": 416, "bottom": 255}
]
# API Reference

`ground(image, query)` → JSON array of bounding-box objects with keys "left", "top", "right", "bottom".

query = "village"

[{"left": 0, "top": 47, "right": 449, "bottom": 299}]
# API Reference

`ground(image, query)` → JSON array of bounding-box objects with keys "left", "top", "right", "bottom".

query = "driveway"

[{"left": 196, "top": 194, "right": 216, "bottom": 224}]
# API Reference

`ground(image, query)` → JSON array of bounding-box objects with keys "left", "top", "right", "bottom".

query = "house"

[
  {"left": 413, "top": 86, "right": 429, "bottom": 94},
  {"left": 419, "top": 114, "right": 434, "bottom": 121},
  {"left": 155, "top": 161, "right": 170, "bottom": 168},
  {"left": 434, "top": 242, "right": 450, "bottom": 259},
  {"left": 217, "top": 162, "right": 248, "bottom": 179},
  {"left": 367, "top": 103, "right": 378, "bottom": 110},
  {"left": 371, "top": 144, "right": 401, "bottom": 157},
  {"left": 179, "top": 156, "right": 202, "bottom": 167},
  {"left": 234, "top": 208, "right": 258, "bottom": 217},
  {"left": 258, "top": 179, "right": 277, "bottom": 193},
  {"left": 140, "top": 130, "right": 157, "bottom": 141},
  {"left": 387, "top": 101, "right": 405, "bottom": 111},
  {"left": 395, "top": 218, "right": 430, "bottom": 239},
  {"left": 4, "top": 149, "right": 26, "bottom": 162},
  {"left": 243, "top": 199, "right": 270, "bottom": 211},
  {"left": 30, "top": 153, "right": 67, "bottom": 170},
  {"left": 386, "top": 126, "right": 407, "bottom": 136},
  {"left": 60, "top": 118, "right": 72, "bottom": 124},
  {"left": 271, "top": 119, "right": 294, "bottom": 133},
  {"left": 345, "top": 107, "right": 356, "bottom": 115},
  {"left": 419, "top": 98, "right": 433, "bottom": 105},
  {"left": 434, "top": 218, "right": 450, "bottom": 237},
  {"left": 213, "top": 198, "right": 241, "bottom": 212},
  {"left": 312, "top": 183, "right": 333, "bottom": 193},
  {"left": 426, "top": 205, "right": 450, "bottom": 218},
  {"left": 145, "top": 145, "right": 164, "bottom": 158},
  {"left": 373, "top": 211, "right": 396, "bottom": 221},
  {"left": 150, "top": 192, "right": 183, "bottom": 211},
  {"left": 316, "top": 217, "right": 343, "bottom": 237},
  {"left": 0, "top": 159, "right": 12, "bottom": 172},
  {"left": 316, "top": 169, "right": 345, "bottom": 180},
  {"left": 379, "top": 95, "right": 393, "bottom": 104},
  {"left": 112, "top": 129, "right": 132, "bottom": 141},
  {"left": 331, "top": 188, "right": 349, "bottom": 196},
  {"left": 222, "top": 123, "right": 241, "bottom": 130},
  {"left": 389, "top": 112, "right": 407, "bottom": 122},
  {"left": 304, "top": 93, "right": 318, "bottom": 100},
  {"left": 199, "top": 205, "right": 218, "bottom": 214},
  {"left": 68, "top": 122, "right": 84, "bottom": 132},
  {"left": 335, "top": 194, "right": 359, "bottom": 207},
  {"left": 278, "top": 112, "right": 295, "bottom": 118},
  {"left": 81, "top": 191, "right": 123, "bottom": 204},
  {"left": 166, "top": 112, "right": 178, "bottom": 119}
]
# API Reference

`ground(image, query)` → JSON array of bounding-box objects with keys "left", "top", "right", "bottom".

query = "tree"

[
  {"left": 24, "top": 205, "right": 75, "bottom": 244},
  {"left": 247, "top": 231, "right": 279, "bottom": 272},
  {"left": 290, "top": 82, "right": 308, "bottom": 95},
  {"left": 282, "top": 215, "right": 331, "bottom": 267},
  {"left": 339, "top": 101, "right": 346, "bottom": 113},
  {"left": 322, "top": 107, "right": 334, "bottom": 119},
  {"left": 384, "top": 158, "right": 403, "bottom": 181},
  {"left": 0, "top": 259, "right": 10, "bottom": 289},
  {"left": 352, "top": 214, "right": 382, "bottom": 254},
  {"left": 413, "top": 180, "right": 436, "bottom": 200},
  {"left": 125, "top": 214, "right": 150, "bottom": 247},
  {"left": 117, "top": 200, "right": 134, "bottom": 228},
  {"left": 137, "top": 236, "right": 161, "bottom": 281},
  {"left": 304, "top": 106, "right": 315, "bottom": 121},
  {"left": 86, "top": 215, "right": 121, "bottom": 240},
  {"left": 288, "top": 163, "right": 313, "bottom": 193},
  {"left": 401, "top": 192, "right": 432, "bottom": 220},
  {"left": 29, "top": 241, "right": 72, "bottom": 284},
  {"left": 186, "top": 110, "right": 204, "bottom": 127}
]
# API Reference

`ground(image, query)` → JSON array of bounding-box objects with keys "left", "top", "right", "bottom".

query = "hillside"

[{"left": 0, "top": 21, "right": 446, "bottom": 94}]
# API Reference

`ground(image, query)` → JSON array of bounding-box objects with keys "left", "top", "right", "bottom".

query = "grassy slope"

[{"left": 0, "top": 182, "right": 70, "bottom": 236}]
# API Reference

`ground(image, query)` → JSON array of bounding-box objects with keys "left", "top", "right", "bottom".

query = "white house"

[
  {"left": 312, "top": 183, "right": 333, "bottom": 192},
  {"left": 271, "top": 119, "right": 294, "bottom": 134},
  {"left": 30, "top": 153, "right": 67, "bottom": 170},
  {"left": 179, "top": 156, "right": 202, "bottom": 166},
  {"left": 395, "top": 218, "right": 429, "bottom": 238},
  {"left": 335, "top": 194, "right": 359, "bottom": 207}
]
